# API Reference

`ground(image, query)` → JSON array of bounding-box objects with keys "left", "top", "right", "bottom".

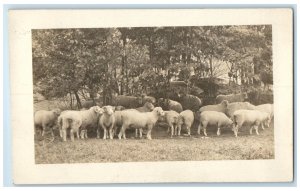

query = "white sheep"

[
  {"left": 58, "top": 106, "right": 103, "bottom": 141},
  {"left": 232, "top": 109, "right": 271, "bottom": 137},
  {"left": 134, "top": 102, "right": 155, "bottom": 138},
  {"left": 255, "top": 103, "right": 274, "bottom": 120},
  {"left": 163, "top": 110, "right": 180, "bottom": 137},
  {"left": 177, "top": 110, "right": 194, "bottom": 136},
  {"left": 98, "top": 106, "right": 115, "bottom": 140},
  {"left": 34, "top": 109, "right": 61, "bottom": 137},
  {"left": 118, "top": 107, "right": 165, "bottom": 140},
  {"left": 226, "top": 102, "right": 256, "bottom": 118},
  {"left": 198, "top": 111, "right": 233, "bottom": 137},
  {"left": 199, "top": 100, "right": 229, "bottom": 113}
]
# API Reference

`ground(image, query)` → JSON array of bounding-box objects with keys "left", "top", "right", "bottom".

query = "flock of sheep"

[{"left": 34, "top": 93, "right": 274, "bottom": 142}]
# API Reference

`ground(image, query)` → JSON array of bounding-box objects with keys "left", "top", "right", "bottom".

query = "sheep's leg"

[
  {"left": 59, "top": 129, "right": 63, "bottom": 138},
  {"left": 187, "top": 125, "right": 191, "bottom": 136},
  {"left": 203, "top": 127, "right": 207, "bottom": 137},
  {"left": 197, "top": 123, "right": 201, "bottom": 135},
  {"left": 170, "top": 125, "right": 174, "bottom": 138},
  {"left": 70, "top": 129, "right": 75, "bottom": 142},
  {"left": 135, "top": 129, "right": 138, "bottom": 138},
  {"left": 61, "top": 129, "right": 67, "bottom": 142},
  {"left": 109, "top": 126, "right": 113, "bottom": 140},
  {"left": 166, "top": 126, "right": 170, "bottom": 133},
  {"left": 234, "top": 125, "right": 239, "bottom": 137},
  {"left": 103, "top": 128, "right": 107, "bottom": 140},
  {"left": 174, "top": 125, "right": 177, "bottom": 136},
  {"left": 254, "top": 125, "right": 259, "bottom": 135},
  {"left": 146, "top": 125, "right": 152, "bottom": 140},
  {"left": 250, "top": 126, "right": 253, "bottom": 135},
  {"left": 50, "top": 128, "right": 54, "bottom": 137},
  {"left": 76, "top": 130, "right": 80, "bottom": 139},
  {"left": 217, "top": 127, "right": 221, "bottom": 136},
  {"left": 41, "top": 125, "right": 46, "bottom": 137},
  {"left": 118, "top": 127, "right": 123, "bottom": 139},
  {"left": 122, "top": 127, "right": 126, "bottom": 139},
  {"left": 261, "top": 123, "right": 265, "bottom": 130},
  {"left": 139, "top": 129, "right": 143, "bottom": 139},
  {"left": 96, "top": 128, "right": 100, "bottom": 139},
  {"left": 178, "top": 125, "right": 181, "bottom": 136}
]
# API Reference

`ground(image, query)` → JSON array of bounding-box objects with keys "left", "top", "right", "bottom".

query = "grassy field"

[{"left": 35, "top": 122, "right": 274, "bottom": 164}]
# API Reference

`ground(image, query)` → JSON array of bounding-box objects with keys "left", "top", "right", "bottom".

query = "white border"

[{"left": 9, "top": 9, "right": 293, "bottom": 184}]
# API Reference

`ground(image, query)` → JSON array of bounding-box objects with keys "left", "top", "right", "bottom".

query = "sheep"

[
  {"left": 58, "top": 106, "right": 104, "bottom": 141},
  {"left": 81, "top": 99, "right": 102, "bottom": 109},
  {"left": 177, "top": 110, "right": 194, "bottom": 136},
  {"left": 255, "top": 104, "right": 274, "bottom": 120},
  {"left": 179, "top": 94, "right": 202, "bottom": 112},
  {"left": 141, "top": 94, "right": 156, "bottom": 104},
  {"left": 216, "top": 92, "right": 248, "bottom": 104},
  {"left": 34, "top": 109, "right": 61, "bottom": 137},
  {"left": 199, "top": 100, "right": 229, "bottom": 114},
  {"left": 158, "top": 98, "right": 183, "bottom": 113},
  {"left": 98, "top": 106, "right": 115, "bottom": 140},
  {"left": 134, "top": 102, "right": 155, "bottom": 138},
  {"left": 232, "top": 109, "right": 271, "bottom": 137},
  {"left": 118, "top": 107, "right": 165, "bottom": 140},
  {"left": 198, "top": 111, "right": 233, "bottom": 137},
  {"left": 111, "top": 94, "right": 143, "bottom": 108},
  {"left": 115, "top": 105, "right": 126, "bottom": 111},
  {"left": 112, "top": 110, "right": 123, "bottom": 136},
  {"left": 163, "top": 110, "right": 180, "bottom": 137},
  {"left": 226, "top": 102, "right": 256, "bottom": 118}
]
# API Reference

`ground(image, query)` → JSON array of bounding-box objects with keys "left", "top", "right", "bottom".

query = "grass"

[{"left": 35, "top": 122, "right": 274, "bottom": 164}]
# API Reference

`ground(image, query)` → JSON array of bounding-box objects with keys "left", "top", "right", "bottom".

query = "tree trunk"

[
  {"left": 69, "top": 92, "right": 73, "bottom": 109},
  {"left": 209, "top": 55, "right": 213, "bottom": 77},
  {"left": 74, "top": 91, "right": 82, "bottom": 109}
]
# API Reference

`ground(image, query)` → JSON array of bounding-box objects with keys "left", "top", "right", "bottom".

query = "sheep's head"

[
  {"left": 52, "top": 108, "right": 61, "bottom": 116},
  {"left": 144, "top": 102, "right": 155, "bottom": 111},
  {"left": 227, "top": 118, "right": 234, "bottom": 128},
  {"left": 220, "top": 100, "right": 229, "bottom": 107},
  {"left": 103, "top": 105, "right": 115, "bottom": 115},
  {"left": 92, "top": 106, "right": 104, "bottom": 115},
  {"left": 115, "top": 106, "right": 125, "bottom": 111},
  {"left": 153, "top": 107, "right": 165, "bottom": 117}
]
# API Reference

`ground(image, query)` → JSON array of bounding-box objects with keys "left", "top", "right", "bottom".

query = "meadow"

[{"left": 35, "top": 122, "right": 274, "bottom": 164}]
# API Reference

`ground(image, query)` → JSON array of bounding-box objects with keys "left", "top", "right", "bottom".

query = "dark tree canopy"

[{"left": 32, "top": 25, "right": 272, "bottom": 108}]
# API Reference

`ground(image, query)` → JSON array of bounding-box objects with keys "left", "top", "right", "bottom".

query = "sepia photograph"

[
  {"left": 32, "top": 25, "right": 274, "bottom": 164},
  {"left": 9, "top": 9, "right": 293, "bottom": 184}
]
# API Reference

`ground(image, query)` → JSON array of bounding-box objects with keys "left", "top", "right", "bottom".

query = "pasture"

[{"left": 35, "top": 122, "right": 274, "bottom": 164}]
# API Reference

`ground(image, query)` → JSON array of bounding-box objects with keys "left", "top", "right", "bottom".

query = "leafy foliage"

[{"left": 32, "top": 25, "right": 273, "bottom": 107}]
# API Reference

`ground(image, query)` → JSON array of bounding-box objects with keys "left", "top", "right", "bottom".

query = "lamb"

[
  {"left": 232, "top": 109, "right": 271, "bottom": 137},
  {"left": 141, "top": 94, "right": 156, "bottom": 104},
  {"left": 255, "top": 104, "right": 274, "bottom": 120},
  {"left": 118, "top": 107, "right": 165, "bottom": 140},
  {"left": 111, "top": 94, "right": 143, "bottom": 108},
  {"left": 226, "top": 102, "right": 256, "bottom": 118},
  {"left": 158, "top": 98, "right": 183, "bottom": 113},
  {"left": 115, "top": 105, "right": 126, "bottom": 111},
  {"left": 199, "top": 100, "right": 229, "bottom": 114},
  {"left": 177, "top": 110, "right": 194, "bottom": 136},
  {"left": 198, "top": 111, "right": 233, "bottom": 137},
  {"left": 98, "top": 106, "right": 115, "bottom": 140},
  {"left": 179, "top": 94, "right": 202, "bottom": 112},
  {"left": 216, "top": 92, "right": 248, "bottom": 104},
  {"left": 134, "top": 102, "right": 155, "bottom": 138},
  {"left": 58, "top": 106, "right": 104, "bottom": 141},
  {"left": 34, "top": 108, "right": 61, "bottom": 137},
  {"left": 163, "top": 110, "right": 180, "bottom": 137}
]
